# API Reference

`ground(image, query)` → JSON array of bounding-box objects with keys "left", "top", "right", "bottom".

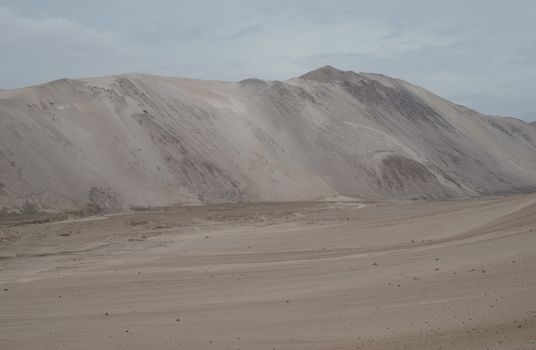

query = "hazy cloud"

[{"left": 0, "top": 0, "right": 535, "bottom": 121}]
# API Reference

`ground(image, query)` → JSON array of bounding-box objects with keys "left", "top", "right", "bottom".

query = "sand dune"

[
  {"left": 1, "top": 66, "right": 536, "bottom": 213},
  {"left": 1, "top": 195, "right": 535, "bottom": 349}
]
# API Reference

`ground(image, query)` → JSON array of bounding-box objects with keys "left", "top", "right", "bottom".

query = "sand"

[
  {"left": 1, "top": 195, "right": 535, "bottom": 349},
  {"left": 2, "top": 66, "right": 536, "bottom": 213}
]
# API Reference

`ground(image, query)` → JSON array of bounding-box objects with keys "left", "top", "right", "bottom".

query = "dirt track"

[{"left": 1, "top": 195, "right": 536, "bottom": 349}]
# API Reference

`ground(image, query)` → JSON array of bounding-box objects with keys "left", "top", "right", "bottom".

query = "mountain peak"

[
  {"left": 299, "top": 65, "right": 361, "bottom": 82},
  {"left": 313, "top": 65, "right": 344, "bottom": 74}
]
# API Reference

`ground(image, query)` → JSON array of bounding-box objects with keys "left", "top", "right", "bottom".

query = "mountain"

[{"left": 1, "top": 66, "right": 536, "bottom": 213}]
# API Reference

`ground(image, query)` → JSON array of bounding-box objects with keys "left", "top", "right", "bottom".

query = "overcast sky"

[{"left": 1, "top": 0, "right": 535, "bottom": 121}]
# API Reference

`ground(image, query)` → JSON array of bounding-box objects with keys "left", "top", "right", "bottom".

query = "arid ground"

[{"left": 1, "top": 195, "right": 536, "bottom": 349}]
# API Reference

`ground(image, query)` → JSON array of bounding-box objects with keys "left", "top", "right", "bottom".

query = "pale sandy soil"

[{"left": 1, "top": 195, "right": 535, "bottom": 349}]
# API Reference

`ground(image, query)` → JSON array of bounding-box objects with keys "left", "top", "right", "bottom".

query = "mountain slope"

[{"left": 1, "top": 66, "right": 536, "bottom": 213}]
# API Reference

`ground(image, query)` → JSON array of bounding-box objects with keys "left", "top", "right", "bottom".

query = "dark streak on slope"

[
  {"left": 381, "top": 155, "right": 435, "bottom": 188},
  {"left": 131, "top": 111, "right": 245, "bottom": 202}
]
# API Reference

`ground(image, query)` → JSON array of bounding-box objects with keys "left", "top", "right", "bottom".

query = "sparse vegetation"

[
  {"left": 20, "top": 201, "right": 38, "bottom": 215},
  {"left": 85, "top": 186, "right": 121, "bottom": 215}
]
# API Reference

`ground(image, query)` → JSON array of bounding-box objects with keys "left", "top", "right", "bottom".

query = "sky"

[{"left": 1, "top": 0, "right": 535, "bottom": 121}]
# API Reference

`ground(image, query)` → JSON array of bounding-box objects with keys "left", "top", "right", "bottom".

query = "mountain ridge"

[{"left": 1, "top": 66, "right": 536, "bottom": 213}]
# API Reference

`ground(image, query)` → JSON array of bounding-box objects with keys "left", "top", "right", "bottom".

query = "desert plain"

[{"left": 1, "top": 195, "right": 535, "bottom": 349}]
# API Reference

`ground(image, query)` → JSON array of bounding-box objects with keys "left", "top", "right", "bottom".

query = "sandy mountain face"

[{"left": 1, "top": 65, "right": 536, "bottom": 213}]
